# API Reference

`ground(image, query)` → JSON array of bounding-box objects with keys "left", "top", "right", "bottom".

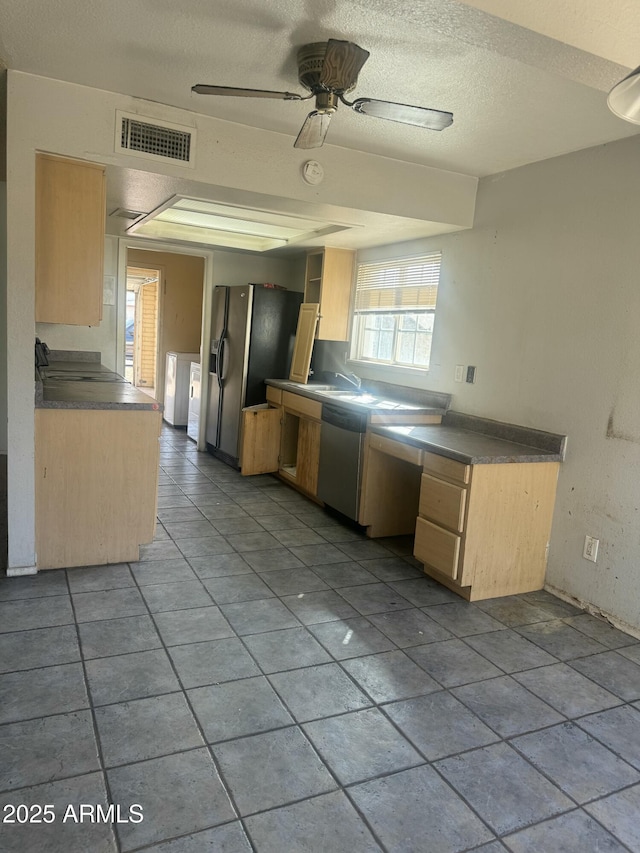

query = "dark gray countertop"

[
  {"left": 35, "top": 354, "right": 162, "bottom": 412},
  {"left": 371, "top": 411, "right": 567, "bottom": 464}
]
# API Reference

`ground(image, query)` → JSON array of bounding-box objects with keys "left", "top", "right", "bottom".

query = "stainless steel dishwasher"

[{"left": 317, "top": 403, "right": 368, "bottom": 521}]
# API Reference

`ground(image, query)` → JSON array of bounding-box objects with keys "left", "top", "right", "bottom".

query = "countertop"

[
  {"left": 371, "top": 411, "right": 567, "bottom": 464},
  {"left": 265, "top": 378, "right": 449, "bottom": 417},
  {"left": 35, "top": 354, "right": 162, "bottom": 412}
]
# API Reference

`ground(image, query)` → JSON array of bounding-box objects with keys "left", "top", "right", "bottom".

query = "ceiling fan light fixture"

[{"left": 607, "top": 66, "right": 640, "bottom": 124}]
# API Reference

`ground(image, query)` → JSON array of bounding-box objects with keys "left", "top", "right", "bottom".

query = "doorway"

[{"left": 126, "top": 266, "right": 160, "bottom": 396}]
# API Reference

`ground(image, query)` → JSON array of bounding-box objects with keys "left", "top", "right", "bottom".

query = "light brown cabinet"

[
  {"left": 35, "top": 409, "right": 161, "bottom": 569},
  {"left": 289, "top": 303, "right": 320, "bottom": 382},
  {"left": 414, "top": 451, "right": 559, "bottom": 600},
  {"left": 304, "top": 247, "right": 355, "bottom": 341},
  {"left": 240, "top": 389, "right": 322, "bottom": 498},
  {"left": 36, "top": 153, "right": 106, "bottom": 325}
]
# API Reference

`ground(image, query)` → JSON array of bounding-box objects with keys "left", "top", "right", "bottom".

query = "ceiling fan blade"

[
  {"left": 294, "top": 111, "right": 332, "bottom": 149},
  {"left": 192, "top": 84, "right": 305, "bottom": 101},
  {"left": 349, "top": 97, "right": 453, "bottom": 130},
  {"left": 319, "top": 39, "right": 370, "bottom": 93}
]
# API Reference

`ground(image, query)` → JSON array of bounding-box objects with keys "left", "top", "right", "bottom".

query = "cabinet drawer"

[
  {"left": 266, "top": 386, "right": 282, "bottom": 406},
  {"left": 414, "top": 516, "right": 461, "bottom": 579},
  {"left": 368, "top": 432, "right": 422, "bottom": 466},
  {"left": 422, "top": 451, "right": 470, "bottom": 485},
  {"left": 282, "top": 391, "right": 322, "bottom": 420},
  {"left": 419, "top": 473, "right": 467, "bottom": 532}
]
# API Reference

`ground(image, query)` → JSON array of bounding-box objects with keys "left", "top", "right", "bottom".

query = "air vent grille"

[{"left": 115, "top": 111, "right": 196, "bottom": 166}]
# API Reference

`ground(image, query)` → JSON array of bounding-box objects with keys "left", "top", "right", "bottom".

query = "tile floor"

[{"left": 2, "top": 425, "right": 640, "bottom": 851}]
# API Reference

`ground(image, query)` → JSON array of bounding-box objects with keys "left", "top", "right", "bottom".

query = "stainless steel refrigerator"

[{"left": 205, "top": 284, "right": 303, "bottom": 467}]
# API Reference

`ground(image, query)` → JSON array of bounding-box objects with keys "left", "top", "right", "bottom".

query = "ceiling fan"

[{"left": 192, "top": 38, "right": 453, "bottom": 149}]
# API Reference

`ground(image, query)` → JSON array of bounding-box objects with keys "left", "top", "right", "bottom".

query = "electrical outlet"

[
  {"left": 466, "top": 365, "right": 476, "bottom": 384},
  {"left": 583, "top": 535, "right": 599, "bottom": 562},
  {"left": 455, "top": 365, "right": 464, "bottom": 382}
]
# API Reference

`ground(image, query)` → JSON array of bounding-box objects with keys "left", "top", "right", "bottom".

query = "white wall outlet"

[
  {"left": 455, "top": 365, "right": 465, "bottom": 382},
  {"left": 583, "top": 535, "right": 599, "bottom": 562},
  {"left": 466, "top": 365, "right": 477, "bottom": 383}
]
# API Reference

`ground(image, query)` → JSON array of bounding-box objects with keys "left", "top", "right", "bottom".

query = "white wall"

[
  {"left": 0, "top": 181, "right": 6, "bottom": 454},
  {"left": 211, "top": 251, "right": 304, "bottom": 292},
  {"left": 356, "top": 133, "right": 640, "bottom": 632}
]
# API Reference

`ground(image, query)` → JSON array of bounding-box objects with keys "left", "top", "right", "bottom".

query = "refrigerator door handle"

[{"left": 217, "top": 338, "right": 226, "bottom": 386}]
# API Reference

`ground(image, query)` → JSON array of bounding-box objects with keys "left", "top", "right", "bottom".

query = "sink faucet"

[{"left": 334, "top": 371, "right": 361, "bottom": 390}]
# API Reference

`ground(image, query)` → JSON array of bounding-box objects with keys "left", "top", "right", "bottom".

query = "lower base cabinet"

[{"left": 35, "top": 409, "right": 161, "bottom": 569}]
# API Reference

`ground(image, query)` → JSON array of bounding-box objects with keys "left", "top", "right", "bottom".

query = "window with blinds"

[{"left": 351, "top": 252, "right": 441, "bottom": 369}]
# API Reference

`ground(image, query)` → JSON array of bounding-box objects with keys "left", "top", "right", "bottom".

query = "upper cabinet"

[
  {"left": 303, "top": 247, "right": 355, "bottom": 341},
  {"left": 36, "top": 153, "right": 106, "bottom": 325}
]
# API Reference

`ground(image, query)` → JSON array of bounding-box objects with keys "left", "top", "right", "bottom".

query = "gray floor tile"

[
  {"left": 512, "top": 722, "right": 640, "bottom": 803},
  {"left": 269, "top": 662, "right": 372, "bottom": 722},
  {"left": 108, "top": 748, "right": 235, "bottom": 851},
  {"left": 505, "top": 810, "right": 627, "bottom": 853},
  {"left": 141, "top": 823, "right": 253, "bottom": 852},
  {"left": 259, "top": 567, "right": 329, "bottom": 596},
  {"left": 578, "top": 705, "right": 640, "bottom": 770},
  {"left": 565, "top": 613, "right": 638, "bottom": 650},
  {"left": 452, "top": 675, "right": 563, "bottom": 737},
  {"left": 72, "top": 587, "right": 147, "bottom": 622},
  {"left": 289, "top": 543, "right": 353, "bottom": 566},
  {"left": 406, "top": 638, "right": 503, "bottom": 687},
  {"left": 517, "top": 619, "right": 608, "bottom": 660},
  {"left": 387, "top": 577, "right": 461, "bottom": 606},
  {"left": 314, "top": 523, "right": 367, "bottom": 542},
  {"left": 244, "top": 790, "right": 381, "bottom": 853},
  {"left": 0, "top": 772, "right": 117, "bottom": 853},
  {"left": 618, "top": 644, "right": 640, "bottom": 665},
  {"left": 174, "top": 536, "right": 235, "bottom": 558},
  {"left": 0, "top": 662, "right": 88, "bottom": 724},
  {"left": 435, "top": 742, "right": 573, "bottom": 835},
  {"left": 157, "top": 506, "right": 207, "bottom": 523},
  {"left": 86, "top": 648, "right": 180, "bottom": 705},
  {"left": 209, "top": 516, "right": 264, "bottom": 535},
  {"left": 571, "top": 651, "right": 640, "bottom": 700},
  {"left": 280, "top": 589, "right": 360, "bottom": 625},
  {"left": 513, "top": 663, "right": 621, "bottom": 717},
  {"left": 349, "top": 764, "right": 493, "bottom": 852},
  {"left": 199, "top": 503, "right": 250, "bottom": 519},
  {"left": 0, "top": 709, "right": 99, "bottom": 791},
  {"left": 255, "top": 512, "right": 307, "bottom": 531},
  {"left": 0, "top": 624, "right": 80, "bottom": 673},
  {"left": 522, "top": 590, "right": 582, "bottom": 618},
  {"left": 139, "top": 540, "right": 184, "bottom": 561},
  {"left": 169, "top": 637, "right": 260, "bottom": 688},
  {"left": 140, "top": 580, "right": 213, "bottom": 613},
  {"left": 426, "top": 601, "right": 506, "bottom": 636},
  {"left": 212, "top": 726, "right": 336, "bottom": 815},
  {"left": 357, "top": 556, "right": 424, "bottom": 582},
  {"left": 153, "top": 606, "right": 234, "bottom": 646},
  {"left": 273, "top": 527, "right": 328, "bottom": 547},
  {"left": 336, "top": 582, "right": 414, "bottom": 616},
  {"left": 336, "top": 540, "right": 394, "bottom": 561},
  {"left": 225, "top": 531, "right": 282, "bottom": 552},
  {"left": 156, "top": 493, "right": 194, "bottom": 509},
  {"left": 130, "top": 558, "right": 197, "bottom": 586},
  {"left": 342, "top": 650, "right": 441, "bottom": 703},
  {"left": 465, "top": 629, "right": 557, "bottom": 672},
  {"left": 311, "top": 561, "right": 378, "bottom": 587},
  {"left": 585, "top": 784, "right": 640, "bottom": 851},
  {"left": 66, "top": 563, "right": 134, "bottom": 593},
  {"left": 386, "top": 690, "right": 500, "bottom": 760},
  {"left": 0, "top": 570, "right": 68, "bottom": 601},
  {"left": 187, "top": 552, "right": 253, "bottom": 578},
  {"left": 78, "top": 615, "right": 161, "bottom": 660},
  {"left": 95, "top": 692, "right": 203, "bottom": 767},
  {"left": 372, "top": 535, "right": 415, "bottom": 556},
  {"left": 0, "top": 595, "right": 74, "bottom": 632},
  {"left": 202, "top": 573, "right": 274, "bottom": 604},
  {"left": 188, "top": 676, "right": 293, "bottom": 742},
  {"left": 164, "top": 519, "right": 218, "bottom": 539},
  {"left": 309, "top": 616, "right": 397, "bottom": 660},
  {"left": 476, "top": 595, "right": 558, "bottom": 626},
  {"left": 368, "top": 608, "right": 453, "bottom": 647},
  {"left": 220, "top": 598, "right": 301, "bottom": 635},
  {"left": 243, "top": 626, "right": 331, "bottom": 673},
  {"left": 304, "top": 707, "right": 423, "bottom": 784},
  {"left": 241, "top": 547, "right": 305, "bottom": 572}
]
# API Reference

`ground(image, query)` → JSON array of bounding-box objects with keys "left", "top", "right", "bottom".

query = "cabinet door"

[
  {"left": 296, "top": 419, "right": 321, "bottom": 496},
  {"left": 316, "top": 247, "right": 355, "bottom": 341},
  {"left": 36, "top": 154, "right": 106, "bottom": 325},
  {"left": 289, "top": 303, "right": 319, "bottom": 383},
  {"left": 240, "top": 406, "right": 281, "bottom": 475}
]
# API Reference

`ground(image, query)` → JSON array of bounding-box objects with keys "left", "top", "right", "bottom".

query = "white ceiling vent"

[{"left": 115, "top": 110, "right": 196, "bottom": 167}]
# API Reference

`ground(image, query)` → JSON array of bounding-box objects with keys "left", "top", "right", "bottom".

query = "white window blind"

[{"left": 353, "top": 252, "right": 441, "bottom": 313}]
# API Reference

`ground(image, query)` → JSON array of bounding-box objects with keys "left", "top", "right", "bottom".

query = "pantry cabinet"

[
  {"left": 303, "top": 247, "right": 355, "bottom": 341},
  {"left": 35, "top": 153, "right": 106, "bottom": 325}
]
